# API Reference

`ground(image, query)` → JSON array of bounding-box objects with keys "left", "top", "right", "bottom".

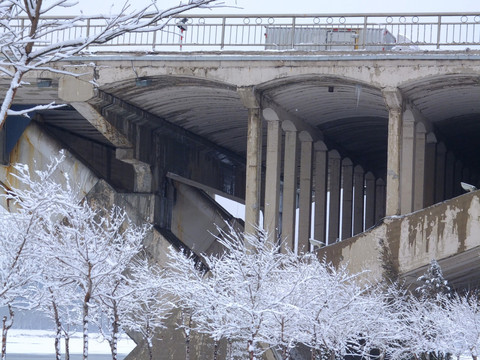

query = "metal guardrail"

[{"left": 6, "top": 13, "right": 480, "bottom": 51}]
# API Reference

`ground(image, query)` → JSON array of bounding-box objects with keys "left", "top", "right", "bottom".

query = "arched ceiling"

[
  {"left": 35, "top": 73, "right": 480, "bottom": 183},
  {"left": 400, "top": 74, "right": 480, "bottom": 168},
  {"left": 99, "top": 74, "right": 391, "bottom": 178},
  {"left": 258, "top": 76, "right": 389, "bottom": 177},
  {"left": 401, "top": 75, "right": 480, "bottom": 122},
  {"left": 257, "top": 76, "right": 388, "bottom": 124},
  {"left": 100, "top": 76, "right": 249, "bottom": 156}
]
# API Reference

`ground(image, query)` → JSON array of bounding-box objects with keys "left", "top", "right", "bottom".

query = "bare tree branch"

[{"left": 0, "top": 0, "right": 222, "bottom": 128}]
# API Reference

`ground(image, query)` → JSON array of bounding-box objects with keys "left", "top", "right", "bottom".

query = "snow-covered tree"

[
  {"left": 38, "top": 202, "right": 150, "bottom": 360},
  {"left": 441, "top": 293, "right": 480, "bottom": 360},
  {"left": 0, "top": 0, "right": 224, "bottom": 127},
  {"left": 30, "top": 273, "right": 79, "bottom": 360},
  {"left": 0, "top": 153, "right": 158, "bottom": 359},
  {"left": 293, "top": 260, "right": 377, "bottom": 360},
  {"left": 0, "top": 153, "right": 78, "bottom": 360},
  {"left": 167, "top": 226, "right": 294, "bottom": 360},
  {"left": 165, "top": 247, "right": 212, "bottom": 360},
  {"left": 167, "top": 226, "right": 397, "bottom": 360},
  {"left": 416, "top": 259, "right": 451, "bottom": 300},
  {"left": 98, "top": 255, "right": 174, "bottom": 360}
]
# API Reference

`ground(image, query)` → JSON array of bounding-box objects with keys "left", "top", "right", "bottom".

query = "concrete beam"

[
  {"left": 328, "top": 150, "right": 341, "bottom": 244},
  {"left": 414, "top": 122, "right": 427, "bottom": 211},
  {"left": 353, "top": 165, "right": 365, "bottom": 235},
  {"left": 313, "top": 141, "right": 328, "bottom": 246},
  {"left": 58, "top": 68, "right": 95, "bottom": 102},
  {"left": 424, "top": 132, "right": 437, "bottom": 207},
  {"left": 71, "top": 102, "right": 132, "bottom": 148},
  {"left": 435, "top": 142, "right": 447, "bottom": 203},
  {"left": 400, "top": 108, "right": 416, "bottom": 214},
  {"left": 365, "top": 172, "right": 376, "bottom": 229},
  {"left": 263, "top": 109, "right": 282, "bottom": 244},
  {"left": 238, "top": 86, "right": 262, "bottom": 236},
  {"left": 71, "top": 102, "right": 152, "bottom": 193},
  {"left": 281, "top": 121, "right": 298, "bottom": 252},
  {"left": 116, "top": 150, "right": 153, "bottom": 193},
  {"left": 237, "top": 86, "right": 260, "bottom": 109},
  {"left": 382, "top": 88, "right": 403, "bottom": 216},
  {"left": 298, "top": 131, "right": 313, "bottom": 254},
  {"left": 341, "top": 158, "right": 354, "bottom": 240}
]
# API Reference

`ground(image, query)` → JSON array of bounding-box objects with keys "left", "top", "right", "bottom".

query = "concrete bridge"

[{"left": 2, "top": 12, "right": 480, "bottom": 358}]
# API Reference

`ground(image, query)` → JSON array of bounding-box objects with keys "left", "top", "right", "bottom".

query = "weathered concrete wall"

[
  {"left": 394, "top": 191, "right": 480, "bottom": 275},
  {"left": 320, "top": 191, "right": 480, "bottom": 286},
  {"left": 170, "top": 181, "right": 243, "bottom": 256},
  {"left": 71, "top": 55, "right": 480, "bottom": 91},
  {"left": 0, "top": 122, "right": 98, "bottom": 208}
]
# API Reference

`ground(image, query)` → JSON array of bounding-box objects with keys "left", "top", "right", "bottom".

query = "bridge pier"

[
  {"left": 281, "top": 120, "right": 298, "bottom": 252},
  {"left": 313, "top": 141, "right": 328, "bottom": 247},
  {"left": 383, "top": 88, "right": 403, "bottom": 216},
  {"left": 238, "top": 87, "right": 262, "bottom": 237},
  {"left": 263, "top": 111, "right": 282, "bottom": 244}
]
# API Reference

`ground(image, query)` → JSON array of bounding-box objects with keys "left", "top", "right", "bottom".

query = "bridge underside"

[{"left": 3, "top": 53, "right": 480, "bottom": 287}]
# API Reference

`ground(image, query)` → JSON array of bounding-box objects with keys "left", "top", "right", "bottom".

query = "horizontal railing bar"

[
  {"left": 3, "top": 13, "right": 480, "bottom": 52},
  {"left": 8, "top": 12, "right": 480, "bottom": 20}
]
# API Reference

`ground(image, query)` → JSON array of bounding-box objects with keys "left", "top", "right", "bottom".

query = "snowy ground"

[{"left": 6, "top": 329, "right": 136, "bottom": 359}]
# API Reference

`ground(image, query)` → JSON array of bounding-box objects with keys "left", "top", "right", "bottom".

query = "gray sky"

[{"left": 66, "top": 0, "right": 478, "bottom": 15}]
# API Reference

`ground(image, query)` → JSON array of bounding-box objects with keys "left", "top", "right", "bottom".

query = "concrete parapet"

[{"left": 320, "top": 190, "right": 480, "bottom": 289}]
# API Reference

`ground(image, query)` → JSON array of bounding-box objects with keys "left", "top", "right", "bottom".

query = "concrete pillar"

[
  {"left": 445, "top": 151, "right": 456, "bottom": 200},
  {"left": 238, "top": 87, "right": 262, "bottom": 236},
  {"left": 341, "top": 158, "right": 353, "bottom": 240},
  {"left": 262, "top": 108, "right": 282, "bottom": 244},
  {"left": 424, "top": 132, "right": 437, "bottom": 207},
  {"left": 328, "top": 150, "right": 341, "bottom": 245},
  {"left": 382, "top": 89, "right": 403, "bottom": 216},
  {"left": 434, "top": 142, "right": 447, "bottom": 204},
  {"left": 365, "top": 172, "right": 376, "bottom": 229},
  {"left": 298, "top": 131, "right": 313, "bottom": 254},
  {"left": 454, "top": 160, "right": 463, "bottom": 197},
  {"left": 281, "top": 120, "right": 298, "bottom": 252},
  {"left": 314, "top": 141, "right": 328, "bottom": 246},
  {"left": 463, "top": 167, "right": 471, "bottom": 188},
  {"left": 353, "top": 165, "right": 365, "bottom": 235},
  {"left": 375, "top": 179, "right": 386, "bottom": 223},
  {"left": 400, "top": 109, "right": 415, "bottom": 214},
  {"left": 413, "top": 122, "right": 426, "bottom": 211}
]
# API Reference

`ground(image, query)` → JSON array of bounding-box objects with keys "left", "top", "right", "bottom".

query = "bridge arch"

[
  {"left": 257, "top": 74, "right": 388, "bottom": 178},
  {"left": 99, "top": 75, "right": 248, "bottom": 156},
  {"left": 399, "top": 73, "right": 480, "bottom": 200}
]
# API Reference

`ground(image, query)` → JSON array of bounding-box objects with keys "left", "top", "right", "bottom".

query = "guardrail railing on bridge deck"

[{"left": 8, "top": 13, "right": 480, "bottom": 52}]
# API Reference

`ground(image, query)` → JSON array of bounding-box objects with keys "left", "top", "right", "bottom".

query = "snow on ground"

[{"left": 7, "top": 329, "right": 136, "bottom": 355}]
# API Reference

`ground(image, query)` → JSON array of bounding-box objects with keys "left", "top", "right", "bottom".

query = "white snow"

[{"left": 6, "top": 329, "right": 136, "bottom": 355}]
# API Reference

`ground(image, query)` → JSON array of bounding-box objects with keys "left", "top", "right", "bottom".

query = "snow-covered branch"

[{"left": 0, "top": 0, "right": 223, "bottom": 128}]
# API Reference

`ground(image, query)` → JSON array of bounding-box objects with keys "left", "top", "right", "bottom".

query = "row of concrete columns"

[
  {"left": 385, "top": 93, "right": 478, "bottom": 215},
  {"left": 240, "top": 92, "right": 386, "bottom": 253},
  {"left": 242, "top": 87, "right": 478, "bottom": 254}
]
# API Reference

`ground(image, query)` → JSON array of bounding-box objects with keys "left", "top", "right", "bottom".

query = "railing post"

[
  {"left": 86, "top": 18, "right": 91, "bottom": 50},
  {"left": 220, "top": 17, "right": 226, "bottom": 49},
  {"left": 436, "top": 15, "right": 442, "bottom": 49},
  {"left": 362, "top": 15, "right": 368, "bottom": 49},
  {"left": 291, "top": 16, "right": 296, "bottom": 49},
  {"left": 152, "top": 24, "right": 157, "bottom": 52}
]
